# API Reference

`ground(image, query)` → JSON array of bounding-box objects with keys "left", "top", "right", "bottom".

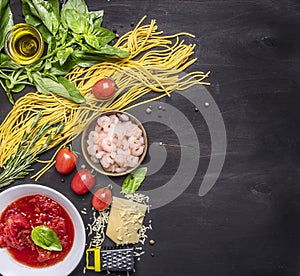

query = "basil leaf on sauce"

[
  {"left": 31, "top": 225, "right": 62, "bottom": 251},
  {"left": 122, "top": 167, "right": 147, "bottom": 194}
]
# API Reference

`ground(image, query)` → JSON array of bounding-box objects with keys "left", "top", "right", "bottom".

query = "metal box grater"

[{"left": 86, "top": 247, "right": 135, "bottom": 272}]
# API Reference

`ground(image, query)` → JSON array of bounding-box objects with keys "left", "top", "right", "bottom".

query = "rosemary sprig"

[{"left": 0, "top": 112, "right": 64, "bottom": 189}]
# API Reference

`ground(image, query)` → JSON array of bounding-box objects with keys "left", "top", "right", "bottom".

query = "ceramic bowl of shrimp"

[{"left": 81, "top": 111, "right": 148, "bottom": 176}]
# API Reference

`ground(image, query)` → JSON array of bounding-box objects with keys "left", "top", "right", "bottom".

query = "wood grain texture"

[{"left": 1, "top": 1, "right": 300, "bottom": 275}]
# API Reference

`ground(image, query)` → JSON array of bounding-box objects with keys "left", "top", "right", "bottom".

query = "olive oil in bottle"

[{"left": 4, "top": 23, "right": 44, "bottom": 65}]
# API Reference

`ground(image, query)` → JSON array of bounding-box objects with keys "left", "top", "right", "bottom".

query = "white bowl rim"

[{"left": 0, "top": 184, "right": 86, "bottom": 276}]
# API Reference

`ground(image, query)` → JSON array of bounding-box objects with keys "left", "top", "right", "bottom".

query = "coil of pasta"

[{"left": 0, "top": 17, "right": 210, "bottom": 180}]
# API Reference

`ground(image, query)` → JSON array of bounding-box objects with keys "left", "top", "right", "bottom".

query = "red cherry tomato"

[
  {"left": 55, "top": 147, "right": 77, "bottom": 174},
  {"left": 92, "top": 187, "right": 112, "bottom": 211},
  {"left": 71, "top": 169, "right": 95, "bottom": 195},
  {"left": 92, "top": 78, "right": 115, "bottom": 100}
]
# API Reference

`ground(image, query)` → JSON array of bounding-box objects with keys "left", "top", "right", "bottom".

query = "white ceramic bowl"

[{"left": 0, "top": 184, "right": 86, "bottom": 276}]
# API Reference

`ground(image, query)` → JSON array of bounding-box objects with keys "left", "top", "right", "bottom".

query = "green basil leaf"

[
  {"left": 0, "top": 0, "right": 14, "bottom": 51},
  {"left": 71, "top": 46, "right": 130, "bottom": 67},
  {"left": 58, "top": 26, "right": 69, "bottom": 45},
  {"left": 12, "top": 84, "right": 26, "bottom": 93},
  {"left": 83, "top": 34, "right": 100, "bottom": 49},
  {"left": 94, "top": 27, "right": 115, "bottom": 45},
  {"left": 31, "top": 225, "right": 62, "bottom": 251},
  {"left": 0, "top": 53, "right": 9, "bottom": 64},
  {"left": 122, "top": 167, "right": 147, "bottom": 194},
  {"left": 37, "top": 24, "right": 53, "bottom": 44},
  {"left": 21, "top": 0, "right": 41, "bottom": 26},
  {"left": 56, "top": 47, "right": 74, "bottom": 66},
  {"left": 48, "top": 0, "right": 60, "bottom": 19},
  {"left": 88, "top": 10, "right": 103, "bottom": 26},
  {"left": 50, "top": 59, "right": 77, "bottom": 75},
  {"left": 22, "top": 0, "right": 41, "bottom": 21},
  {"left": 84, "top": 27, "right": 115, "bottom": 49},
  {"left": 22, "top": 0, "right": 60, "bottom": 35},
  {"left": 23, "top": 14, "right": 41, "bottom": 26},
  {"left": 62, "top": 0, "right": 88, "bottom": 14},
  {"left": 47, "top": 35, "right": 58, "bottom": 53},
  {"left": 2, "top": 85, "right": 14, "bottom": 104},
  {"left": 62, "top": 9, "right": 89, "bottom": 34},
  {"left": 5, "top": 78, "right": 10, "bottom": 87},
  {"left": 71, "top": 50, "right": 108, "bottom": 67},
  {"left": 0, "top": 54, "right": 22, "bottom": 69},
  {"left": 21, "top": 1, "right": 54, "bottom": 43},
  {"left": 94, "top": 45, "right": 130, "bottom": 58},
  {"left": 86, "top": 10, "right": 103, "bottom": 33},
  {"left": 61, "top": 0, "right": 88, "bottom": 31},
  {"left": 33, "top": 72, "right": 85, "bottom": 103},
  {"left": 44, "top": 59, "right": 52, "bottom": 71},
  {"left": 57, "top": 76, "right": 85, "bottom": 103},
  {"left": 26, "top": 59, "right": 44, "bottom": 71},
  {"left": 33, "top": 72, "right": 55, "bottom": 94}
]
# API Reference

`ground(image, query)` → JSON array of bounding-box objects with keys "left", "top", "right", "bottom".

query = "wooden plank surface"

[{"left": 1, "top": 0, "right": 300, "bottom": 275}]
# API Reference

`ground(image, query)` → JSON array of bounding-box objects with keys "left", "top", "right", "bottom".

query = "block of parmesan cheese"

[{"left": 106, "top": 196, "right": 147, "bottom": 244}]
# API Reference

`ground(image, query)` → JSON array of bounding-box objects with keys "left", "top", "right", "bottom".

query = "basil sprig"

[
  {"left": 122, "top": 167, "right": 147, "bottom": 194},
  {"left": 31, "top": 225, "right": 63, "bottom": 251}
]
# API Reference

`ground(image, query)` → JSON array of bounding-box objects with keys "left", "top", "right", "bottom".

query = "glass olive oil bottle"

[{"left": 4, "top": 23, "right": 44, "bottom": 65}]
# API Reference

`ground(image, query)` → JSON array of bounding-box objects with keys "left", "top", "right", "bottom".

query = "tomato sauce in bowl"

[{"left": 0, "top": 194, "right": 74, "bottom": 268}]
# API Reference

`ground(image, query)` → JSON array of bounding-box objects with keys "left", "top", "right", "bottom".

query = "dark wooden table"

[{"left": 1, "top": 0, "right": 300, "bottom": 275}]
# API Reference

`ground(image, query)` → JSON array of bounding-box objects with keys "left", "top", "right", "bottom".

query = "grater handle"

[{"left": 86, "top": 247, "right": 101, "bottom": 272}]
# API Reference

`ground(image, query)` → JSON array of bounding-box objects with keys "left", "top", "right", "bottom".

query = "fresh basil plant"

[{"left": 0, "top": 0, "right": 129, "bottom": 104}]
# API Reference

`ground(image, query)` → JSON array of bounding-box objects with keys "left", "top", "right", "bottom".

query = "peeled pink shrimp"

[
  {"left": 126, "top": 155, "right": 139, "bottom": 167},
  {"left": 87, "top": 144, "right": 100, "bottom": 156},
  {"left": 97, "top": 115, "right": 110, "bottom": 124},
  {"left": 100, "top": 153, "right": 114, "bottom": 169},
  {"left": 125, "top": 123, "right": 141, "bottom": 137},
  {"left": 110, "top": 114, "right": 119, "bottom": 124},
  {"left": 121, "top": 138, "right": 129, "bottom": 150},
  {"left": 118, "top": 113, "right": 129, "bottom": 122},
  {"left": 101, "top": 137, "right": 117, "bottom": 152},
  {"left": 115, "top": 154, "right": 126, "bottom": 167},
  {"left": 107, "top": 164, "right": 117, "bottom": 173},
  {"left": 117, "top": 147, "right": 130, "bottom": 156},
  {"left": 115, "top": 167, "right": 127, "bottom": 173},
  {"left": 113, "top": 124, "right": 126, "bottom": 141},
  {"left": 88, "top": 131, "right": 99, "bottom": 143},
  {"left": 95, "top": 150, "right": 105, "bottom": 159},
  {"left": 128, "top": 136, "right": 144, "bottom": 147},
  {"left": 131, "top": 145, "right": 145, "bottom": 157},
  {"left": 103, "top": 122, "right": 115, "bottom": 133}
]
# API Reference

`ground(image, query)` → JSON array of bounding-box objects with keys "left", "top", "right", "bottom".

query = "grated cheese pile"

[
  {"left": 86, "top": 207, "right": 110, "bottom": 248},
  {"left": 123, "top": 192, "right": 150, "bottom": 206},
  {"left": 85, "top": 192, "right": 152, "bottom": 248}
]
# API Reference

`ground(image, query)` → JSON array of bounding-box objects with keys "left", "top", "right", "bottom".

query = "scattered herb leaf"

[{"left": 122, "top": 167, "right": 147, "bottom": 194}]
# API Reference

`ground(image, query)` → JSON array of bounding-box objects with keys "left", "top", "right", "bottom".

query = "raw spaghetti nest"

[{"left": 0, "top": 17, "right": 210, "bottom": 180}]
